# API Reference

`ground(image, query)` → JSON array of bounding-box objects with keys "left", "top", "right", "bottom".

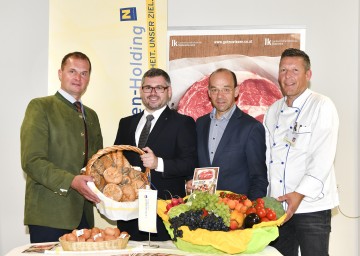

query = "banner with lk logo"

[{"left": 167, "top": 28, "right": 305, "bottom": 123}]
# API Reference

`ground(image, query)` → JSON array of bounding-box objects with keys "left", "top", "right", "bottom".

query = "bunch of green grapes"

[{"left": 189, "top": 191, "right": 231, "bottom": 226}]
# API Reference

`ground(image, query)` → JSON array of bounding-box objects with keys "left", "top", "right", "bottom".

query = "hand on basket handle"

[
  {"left": 71, "top": 175, "right": 101, "bottom": 204},
  {"left": 140, "top": 147, "right": 158, "bottom": 170}
]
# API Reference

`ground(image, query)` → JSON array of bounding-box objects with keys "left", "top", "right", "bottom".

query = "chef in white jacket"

[{"left": 263, "top": 48, "right": 339, "bottom": 256}]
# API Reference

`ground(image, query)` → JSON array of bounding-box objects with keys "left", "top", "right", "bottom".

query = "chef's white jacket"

[{"left": 263, "top": 89, "right": 339, "bottom": 213}]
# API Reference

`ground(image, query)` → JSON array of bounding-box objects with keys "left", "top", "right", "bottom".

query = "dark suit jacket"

[
  {"left": 21, "top": 92, "right": 103, "bottom": 230},
  {"left": 114, "top": 106, "right": 197, "bottom": 241},
  {"left": 196, "top": 106, "right": 268, "bottom": 200}
]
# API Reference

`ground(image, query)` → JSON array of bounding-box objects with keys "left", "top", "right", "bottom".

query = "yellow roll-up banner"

[{"left": 49, "top": 0, "right": 167, "bottom": 146}]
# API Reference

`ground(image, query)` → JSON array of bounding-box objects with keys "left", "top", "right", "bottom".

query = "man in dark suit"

[
  {"left": 186, "top": 68, "right": 268, "bottom": 200},
  {"left": 114, "top": 68, "right": 197, "bottom": 241},
  {"left": 21, "top": 52, "right": 103, "bottom": 243}
]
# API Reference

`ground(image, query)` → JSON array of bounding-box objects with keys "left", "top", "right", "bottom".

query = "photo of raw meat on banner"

[{"left": 167, "top": 28, "right": 305, "bottom": 122}]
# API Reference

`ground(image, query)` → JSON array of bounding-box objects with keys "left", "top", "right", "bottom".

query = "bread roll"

[
  {"left": 103, "top": 166, "right": 123, "bottom": 184},
  {"left": 103, "top": 184, "right": 123, "bottom": 202},
  {"left": 100, "top": 154, "right": 114, "bottom": 169},
  {"left": 120, "top": 184, "right": 136, "bottom": 202}
]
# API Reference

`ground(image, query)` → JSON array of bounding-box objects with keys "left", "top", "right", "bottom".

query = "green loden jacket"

[{"left": 20, "top": 92, "right": 103, "bottom": 230}]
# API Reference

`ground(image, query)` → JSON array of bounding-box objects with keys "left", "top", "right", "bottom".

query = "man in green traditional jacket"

[{"left": 20, "top": 52, "right": 103, "bottom": 243}]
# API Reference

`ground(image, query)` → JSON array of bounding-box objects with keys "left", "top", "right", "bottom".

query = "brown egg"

[
  {"left": 92, "top": 233, "right": 102, "bottom": 242},
  {"left": 104, "top": 235, "right": 116, "bottom": 241},
  {"left": 91, "top": 227, "right": 100, "bottom": 235},
  {"left": 66, "top": 233, "right": 77, "bottom": 242},
  {"left": 82, "top": 229, "right": 91, "bottom": 239},
  {"left": 94, "top": 236, "right": 104, "bottom": 242},
  {"left": 104, "top": 227, "right": 115, "bottom": 236},
  {"left": 77, "top": 236, "right": 86, "bottom": 242},
  {"left": 113, "top": 228, "right": 121, "bottom": 238}
]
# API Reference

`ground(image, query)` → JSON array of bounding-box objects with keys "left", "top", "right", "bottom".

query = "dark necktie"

[
  {"left": 138, "top": 114, "right": 154, "bottom": 149},
  {"left": 74, "top": 101, "right": 88, "bottom": 167}
]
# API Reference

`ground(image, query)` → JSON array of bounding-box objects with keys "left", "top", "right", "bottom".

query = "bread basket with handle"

[{"left": 86, "top": 145, "right": 150, "bottom": 220}]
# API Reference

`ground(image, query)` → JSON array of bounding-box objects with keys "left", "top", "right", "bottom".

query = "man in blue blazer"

[
  {"left": 114, "top": 68, "right": 197, "bottom": 241},
  {"left": 187, "top": 68, "right": 268, "bottom": 200}
]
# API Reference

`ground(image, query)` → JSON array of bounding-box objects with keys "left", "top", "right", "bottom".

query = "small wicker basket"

[{"left": 59, "top": 236, "right": 130, "bottom": 251}]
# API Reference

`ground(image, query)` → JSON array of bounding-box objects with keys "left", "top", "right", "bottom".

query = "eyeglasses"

[
  {"left": 141, "top": 85, "right": 169, "bottom": 93},
  {"left": 209, "top": 87, "right": 233, "bottom": 95}
]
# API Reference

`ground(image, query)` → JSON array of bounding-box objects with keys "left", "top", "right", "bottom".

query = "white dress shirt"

[
  {"left": 135, "top": 105, "right": 167, "bottom": 172},
  {"left": 263, "top": 89, "right": 339, "bottom": 213}
]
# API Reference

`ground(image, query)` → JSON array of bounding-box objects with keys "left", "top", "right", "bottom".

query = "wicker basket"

[
  {"left": 86, "top": 145, "right": 150, "bottom": 196},
  {"left": 85, "top": 145, "right": 150, "bottom": 221},
  {"left": 59, "top": 236, "right": 130, "bottom": 251}
]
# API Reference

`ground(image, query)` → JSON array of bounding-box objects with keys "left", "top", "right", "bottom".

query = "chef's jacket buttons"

[
  {"left": 211, "top": 151, "right": 214, "bottom": 155},
  {"left": 281, "top": 110, "right": 284, "bottom": 113},
  {"left": 290, "top": 126, "right": 293, "bottom": 129},
  {"left": 281, "top": 162, "right": 284, "bottom": 165},
  {"left": 82, "top": 152, "right": 85, "bottom": 155},
  {"left": 285, "top": 144, "right": 289, "bottom": 147},
  {"left": 273, "top": 143, "right": 276, "bottom": 146},
  {"left": 279, "top": 180, "right": 283, "bottom": 183},
  {"left": 212, "top": 137, "right": 215, "bottom": 140},
  {"left": 270, "top": 160, "right": 273, "bottom": 163},
  {"left": 295, "top": 110, "right": 298, "bottom": 113},
  {"left": 276, "top": 125, "right": 279, "bottom": 129},
  {"left": 81, "top": 132, "right": 85, "bottom": 136},
  {"left": 78, "top": 115, "right": 83, "bottom": 118}
]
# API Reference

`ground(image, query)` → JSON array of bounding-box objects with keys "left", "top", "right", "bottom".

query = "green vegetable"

[
  {"left": 262, "top": 196, "right": 285, "bottom": 219},
  {"left": 168, "top": 204, "right": 190, "bottom": 219}
]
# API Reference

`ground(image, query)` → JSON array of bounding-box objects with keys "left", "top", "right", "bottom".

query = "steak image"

[
  {"left": 198, "top": 170, "right": 214, "bottom": 180},
  {"left": 177, "top": 71, "right": 283, "bottom": 122}
]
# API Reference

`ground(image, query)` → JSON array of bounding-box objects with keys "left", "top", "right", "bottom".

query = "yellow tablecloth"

[{"left": 5, "top": 240, "right": 283, "bottom": 256}]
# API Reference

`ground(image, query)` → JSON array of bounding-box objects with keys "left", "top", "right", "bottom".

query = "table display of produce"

[
  {"left": 157, "top": 191, "right": 286, "bottom": 254},
  {"left": 83, "top": 145, "right": 286, "bottom": 254}
]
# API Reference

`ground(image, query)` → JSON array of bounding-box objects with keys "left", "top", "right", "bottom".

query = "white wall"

[
  {"left": 1, "top": 0, "right": 359, "bottom": 255},
  {"left": 0, "top": 0, "right": 49, "bottom": 254}
]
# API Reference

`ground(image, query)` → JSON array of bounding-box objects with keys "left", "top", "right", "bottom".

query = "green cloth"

[{"left": 21, "top": 92, "right": 103, "bottom": 230}]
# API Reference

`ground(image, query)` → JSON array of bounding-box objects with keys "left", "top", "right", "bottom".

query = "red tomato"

[
  {"left": 261, "top": 217, "right": 270, "bottom": 222},
  {"left": 166, "top": 203, "right": 173, "bottom": 211},
  {"left": 256, "top": 198, "right": 265, "bottom": 205},
  {"left": 255, "top": 203, "right": 264, "bottom": 211},
  {"left": 202, "top": 208, "right": 209, "bottom": 217},
  {"left": 266, "top": 209, "right": 277, "bottom": 220},
  {"left": 256, "top": 208, "right": 267, "bottom": 218},
  {"left": 246, "top": 207, "right": 257, "bottom": 215},
  {"left": 171, "top": 198, "right": 179, "bottom": 206}
]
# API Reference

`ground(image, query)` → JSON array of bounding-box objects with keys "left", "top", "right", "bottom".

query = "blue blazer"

[{"left": 196, "top": 106, "right": 268, "bottom": 200}]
